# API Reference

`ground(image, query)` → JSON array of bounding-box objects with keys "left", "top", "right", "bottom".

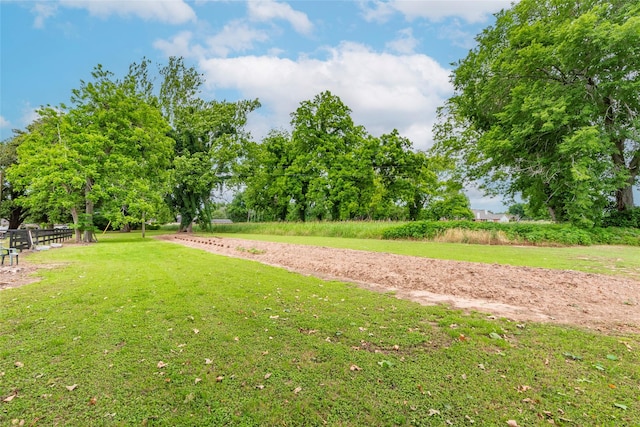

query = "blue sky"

[{"left": 0, "top": 0, "right": 515, "bottom": 210}]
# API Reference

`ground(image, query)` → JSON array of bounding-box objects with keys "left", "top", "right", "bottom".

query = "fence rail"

[{"left": 3, "top": 229, "right": 74, "bottom": 251}]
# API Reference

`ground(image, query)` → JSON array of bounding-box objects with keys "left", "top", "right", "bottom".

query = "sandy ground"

[
  {"left": 159, "top": 235, "right": 640, "bottom": 334},
  {"left": 3, "top": 236, "right": 638, "bottom": 334}
]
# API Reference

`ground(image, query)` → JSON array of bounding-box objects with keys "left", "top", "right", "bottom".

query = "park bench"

[{"left": 0, "top": 242, "right": 19, "bottom": 266}]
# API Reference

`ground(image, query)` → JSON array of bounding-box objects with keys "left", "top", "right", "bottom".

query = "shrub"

[{"left": 383, "top": 221, "right": 640, "bottom": 246}]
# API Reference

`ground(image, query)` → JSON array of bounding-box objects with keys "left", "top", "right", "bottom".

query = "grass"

[
  {"left": 205, "top": 221, "right": 404, "bottom": 239},
  {"left": 1, "top": 232, "right": 639, "bottom": 426}
]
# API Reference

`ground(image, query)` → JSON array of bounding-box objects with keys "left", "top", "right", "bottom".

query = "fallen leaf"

[
  {"left": 350, "top": 365, "right": 362, "bottom": 371},
  {"left": 608, "top": 384, "right": 616, "bottom": 389},
  {"left": 195, "top": 378, "right": 202, "bottom": 384},
  {"left": 606, "top": 354, "right": 618, "bottom": 361},
  {"left": 614, "top": 403, "right": 628, "bottom": 410},
  {"left": 517, "top": 385, "right": 531, "bottom": 393},
  {"left": 264, "top": 373, "right": 272, "bottom": 379},
  {"left": 3, "top": 394, "right": 16, "bottom": 402},
  {"left": 489, "top": 332, "right": 502, "bottom": 340},
  {"left": 293, "top": 386, "right": 302, "bottom": 394},
  {"left": 506, "top": 420, "right": 519, "bottom": 427},
  {"left": 458, "top": 334, "right": 467, "bottom": 341},
  {"left": 216, "top": 376, "right": 224, "bottom": 382},
  {"left": 157, "top": 361, "right": 168, "bottom": 369},
  {"left": 193, "top": 329, "right": 199, "bottom": 334},
  {"left": 234, "top": 337, "right": 239, "bottom": 341},
  {"left": 205, "top": 358, "right": 213, "bottom": 365},
  {"left": 477, "top": 363, "right": 485, "bottom": 370},
  {"left": 89, "top": 397, "right": 97, "bottom": 405},
  {"left": 392, "top": 345, "right": 400, "bottom": 351},
  {"left": 428, "top": 409, "right": 440, "bottom": 416},
  {"left": 256, "top": 384, "right": 265, "bottom": 390},
  {"left": 183, "top": 393, "right": 194, "bottom": 403},
  {"left": 66, "top": 384, "right": 78, "bottom": 391},
  {"left": 14, "top": 362, "right": 24, "bottom": 368}
]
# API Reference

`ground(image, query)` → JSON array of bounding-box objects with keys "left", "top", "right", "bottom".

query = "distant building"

[{"left": 471, "top": 209, "right": 510, "bottom": 223}]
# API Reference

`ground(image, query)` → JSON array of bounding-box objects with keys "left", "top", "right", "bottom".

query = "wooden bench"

[{"left": 0, "top": 244, "right": 19, "bottom": 266}]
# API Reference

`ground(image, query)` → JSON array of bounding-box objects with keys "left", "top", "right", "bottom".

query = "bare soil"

[{"left": 160, "top": 234, "right": 640, "bottom": 334}]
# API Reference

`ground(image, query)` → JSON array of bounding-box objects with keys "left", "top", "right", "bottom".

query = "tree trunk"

[
  {"left": 71, "top": 207, "right": 81, "bottom": 242},
  {"left": 615, "top": 179, "right": 635, "bottom": 211},
  {"left": 84, "top": 191, "right": 95, "bottom": 242},
  {"left": 141, "top": 212, "right": 146, "bottom": 238}
]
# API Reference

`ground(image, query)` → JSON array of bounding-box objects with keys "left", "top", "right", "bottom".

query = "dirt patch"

[
  {"left": 0, "top": 264, "right": 46, "bottom": 290},
  {"left": 159, "top": 234, "right": 640, "bottom": 334}
]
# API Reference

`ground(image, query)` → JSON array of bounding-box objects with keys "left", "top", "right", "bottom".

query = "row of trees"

[
  {"left": 1, "top": 62, "right": 469, "bottom": 240},
  {"left": 2, "top": 58, "right": 260, "bottom": 241},
  {"left": 2, "top": 0, "right": 637, "bottom": 235},
  {"left": 237, "top": 91, "right": 466, "bottom": 222}
]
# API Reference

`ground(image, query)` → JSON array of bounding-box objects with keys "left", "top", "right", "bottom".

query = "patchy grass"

[{"left": 1, "top": 233, "right": 638, "bottom": 426}]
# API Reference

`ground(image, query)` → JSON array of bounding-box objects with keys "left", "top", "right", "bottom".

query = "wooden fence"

[{"left": 3, "top": 229, "right": 74, "bottom": 251}]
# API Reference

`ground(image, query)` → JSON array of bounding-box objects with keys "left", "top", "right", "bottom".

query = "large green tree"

[
  {"left": 0, "top": 135, "right": 29, "bottom": 228},
  {"left": 159, "top": 57, "right": 260, "bottom": 231},
  {"left": 8, "top": 65, "right": 174, "bottom": 241},
  {"left": 433, "top": 0, "right": 639, "bottom": 226}
]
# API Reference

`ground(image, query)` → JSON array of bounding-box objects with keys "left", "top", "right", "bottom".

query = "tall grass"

[{"left": 207, "top": 221, "right": 402, "bottom": 239}]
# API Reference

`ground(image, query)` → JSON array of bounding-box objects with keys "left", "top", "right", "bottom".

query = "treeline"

[
  {"left": 0, "top": 59, "right": 470, "bottom": 241},
  {"left": 235, "top": 91, "right": 469, "bottom": 222}
]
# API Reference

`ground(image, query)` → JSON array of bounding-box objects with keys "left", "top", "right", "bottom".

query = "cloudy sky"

[{"left": 1, "top": 0, "right": 515, "bottom": 210}]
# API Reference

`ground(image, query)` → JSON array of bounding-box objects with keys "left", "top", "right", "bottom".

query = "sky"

[{"left": 0, "top": 0, "right": 516, "bottom": 211}]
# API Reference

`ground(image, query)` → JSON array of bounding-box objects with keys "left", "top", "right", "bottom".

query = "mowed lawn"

[{"left": 1, "top": 233, "right": 638, "bottom": 426}]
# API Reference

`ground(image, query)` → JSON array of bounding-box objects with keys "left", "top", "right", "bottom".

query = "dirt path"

[{"left": 159, "top": 234, "right": 640, "bottom": 334}]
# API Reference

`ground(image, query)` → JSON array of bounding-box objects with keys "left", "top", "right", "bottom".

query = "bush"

[
  {"left": 602, "top": 207, "right": 640, "bottom": 228},
  {"left": 383, "top": 221, "right": 640, "bottom": 246}
]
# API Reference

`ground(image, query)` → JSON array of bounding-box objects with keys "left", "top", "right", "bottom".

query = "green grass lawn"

[{"left": 1, "top": 233, "right": 638, "bottom": 426}]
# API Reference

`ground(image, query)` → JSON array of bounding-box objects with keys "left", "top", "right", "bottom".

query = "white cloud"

[
  {"left": 0, "top": 116, "right": 10, "bottom": 129},
  {"left": 153, "top": 31, "right": 204, "bottom": 58},
  {"left": 361, "top": 0, "right": 514, "bottom": 24},
  {"left": 198, "top": 42, "right": 452, "bottom": 150},
  {"left": 206, "top": 20, "right": 270, "bottom": 57},
  {"left": 247, "top": 0, "right": 313, "bottom": 35},
  {"left": 20, "top": 102, "right": 40, "bottom": 128},
  {"left": 154, "top": 21, "right": 270, "bottom": 58},
  {"left": 31, "top": 3, "right": 58, "bottom": 28},
  {"left": 386, "top": 27, "right": 419, "bottom": 54},
  {"left": 358, "top": 0, "right": 396, "bottom": 23},
  {"left": 437, "top": 19, "right": 477, "bottom": 49},
  {"left": 59, "top": 0, "right": 196, "bottom": 24}
]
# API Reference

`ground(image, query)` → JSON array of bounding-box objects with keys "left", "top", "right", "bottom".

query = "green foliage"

[
  {"left": 1, "top": 234, "right": 638, "bottom": 425},
  {"left": 160, "top": 57, "right": 260, "bottom": 232},
  {"left": 0, "top": 135, "right": 29, "bottom": 228},
  {"left": 7, "top": 64, "right": 174, "bottom": 241},
  {"left": 241, "top": 92, "right": 444, "bottom": 222},
  {"left": 433, "top": 0, "right": 640, "bottom": 225},
  {"left": 602, "top": 207, "right": 640, "bottom": 228},
  {"left": 383, "top": 221, "right": 640, "bottom": 246}
]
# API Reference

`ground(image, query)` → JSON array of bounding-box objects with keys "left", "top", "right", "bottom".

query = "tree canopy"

[
  {"left": 241, "top": 91, "right": 457, "bottom": 221},
  {"left": 8, "top": 66, "right": 174, "bottom": 241},
  {"left": 433, "top": 0, "right": 639, "bottom": 226}
]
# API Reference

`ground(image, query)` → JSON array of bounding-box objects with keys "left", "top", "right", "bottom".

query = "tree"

[
  {"left": 289, "top": 91, "right": 374, "bottom": 221},
  {"left": 8, "top": 65, "right": 174, "bottom": 241},
  {"left": 0, "top": 135, "right": 29, "bottom": 228},
  {"left": 433, "top": 0, "right": 639, "bottom": 226},
  {"left": 159, "top": 57, "right": 260, "bottom": 231}
]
